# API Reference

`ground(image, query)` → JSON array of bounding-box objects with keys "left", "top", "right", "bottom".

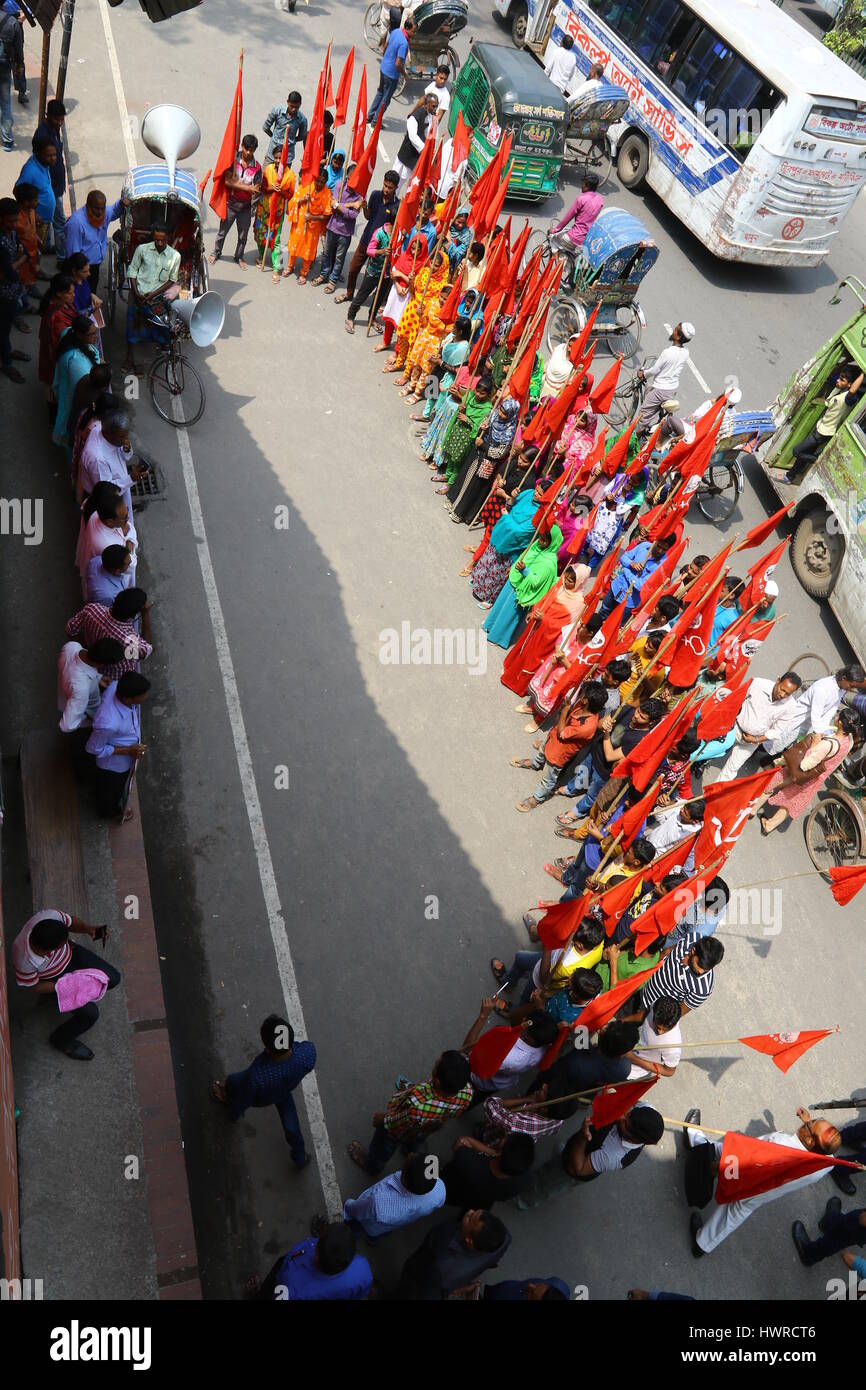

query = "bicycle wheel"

[
  {"left": 564, "top": 135, "right": 612, "bottom": 186},
  {"left": 148, "top": 350, "right": 206, "bottom": 427},
  {"left": 546, "top": 299, "right": 582, "bottom": 354},
  {"left": 363, "top": 2, "right": 385, "bottom": 52},
  {"left": 696, "top": 460, "right": 740, "bottom": 523},
  {"left": 606, "top": 383, "right": 639, "bottom": 429},
  {"left": 603, "top": 304, "right": 642, "bottom": 360},
  {"left": 522, "top": 227, "right": 553, "bottom": 276},
  {"left": 805, "top": 795, "right": 862, "bottom": 877}
]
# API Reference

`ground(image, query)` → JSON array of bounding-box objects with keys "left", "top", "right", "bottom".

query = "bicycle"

[{"left": 148, "top": 316, "right": 206, "bottom": 428}]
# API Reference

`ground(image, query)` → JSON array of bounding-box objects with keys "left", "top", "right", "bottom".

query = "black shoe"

[
  {"left": 682, "top": 1107, "right": 701, "bottom": 1153},
  {"left": 293, "top": 1154, "right": 311, "bottom": 1171},
  {"left": 791, "top": 1220, "right": 812, "bottom": 1267},
  {"left": 819, "top": 1195, "right": 842, "bottom": 1234},
  {"left": 61, "top": 1041, "right": 94, "bottom": 1061},
  {"left": 831, "top": 1168, "right": 857, "bottom": 1197},
  {"left": 689, "top": 1211, "right": 705, "bottom": 1258}
]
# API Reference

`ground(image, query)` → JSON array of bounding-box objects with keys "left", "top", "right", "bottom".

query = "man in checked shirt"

[{"left": 348, "top": 1050, "right": 473, "bottom": 1176}]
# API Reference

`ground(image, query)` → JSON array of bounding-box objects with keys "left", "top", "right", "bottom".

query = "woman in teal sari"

[
  {"left": 483, "top": 523, "right": 563, "bottom": 649},
  {"left": 471, "top": 483, "right": 541, "bottom": 604},
  {"left": 52, "top": 315, "right": 101, "bottom": 451},
  {"left": 434, "top": 374, "right": 494, "bottom": 491}
]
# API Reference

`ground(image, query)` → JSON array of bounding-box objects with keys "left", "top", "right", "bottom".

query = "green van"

[{"left": 449, "top": 40, "right": 567, "bottom": 201}]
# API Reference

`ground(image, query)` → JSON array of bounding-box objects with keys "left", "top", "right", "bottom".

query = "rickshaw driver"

[
  {"left": 124, "top": 221, "right": 182, "bottom": 373},
  {"left": 548, "top": 172, "right": 603, "bottom": 285},
  {"left": 569, "top": 62, "right": 605, "bottom": 111}
]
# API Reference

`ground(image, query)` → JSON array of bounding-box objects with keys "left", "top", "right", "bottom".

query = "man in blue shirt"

[
  {"left": 65, "top": 188, "right": 126, "bottom": 292},
  {"left": 262, "top": 89, "right": 308, "bottom": 165},
  {"left": 600, "top": 534, "right": 676, "bottom": 617},
  {"left": 367, "top": 16, "right": 415, "bottom": 126},
  {"left": 251, "top": 1223, "right": 373, "bottom": 1301},
  {"left": 31, "top": 98, "right": 67, "bottom": 255},
  {"left": 484, "top": 1276, "right": 570, "bottom": 1300},
  {"left": 212, "top": 1013, "right": 317, "bottom": 1169},
  {"left": 334, "top": 1152, "right": 446, "bottom": 1238},
  {"left": 17, "top": 135, "right": 57, "bottom": 241},
  {"left": 85, "top": 546, "right": 134, "bottom": 606},
  {"left": 85, "top": 671, "right": 149, "bottom": 821}
]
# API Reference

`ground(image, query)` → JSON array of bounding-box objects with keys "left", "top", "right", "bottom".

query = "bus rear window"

[{"left": 805, "top": 105, "right": 866, "bottom": 144}]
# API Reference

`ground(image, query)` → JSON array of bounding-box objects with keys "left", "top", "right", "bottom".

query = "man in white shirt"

[
  {"left": 794, "top": 665, "right": 866, "bottom": 743},
  {"left": 716, "top": 671, "right": 803, "bottom": 781},
  {"left": 77, "top": 408, "right": 147, "bottom": 514},
  {"left": 687, "top": 1106, "right": 842, "bottom": 1255},
  {"left": 644, "top": 799, "right": 704, "bottom": 858},
  {"left": 391, "top": 92, "right": 439, "bottom": 194},
  {"left": 636, "top": 322, "right": 695, "bottom": 434},
  {"left": 544, "top": 34, "right": 578, "bottom": 95},
  {"left": 57, "top": 637, "right": 125, "bottom": 732},
  {"left": 462, "top": 1002, "right": 559, "bottom": 1095},
  {"left": 626, "top": 996, "right": 682, "bottom": 1079}
]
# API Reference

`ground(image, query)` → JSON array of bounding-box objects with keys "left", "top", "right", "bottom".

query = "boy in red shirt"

[{"left": 513, "top": 682, "right": 607, "bottom": 811}]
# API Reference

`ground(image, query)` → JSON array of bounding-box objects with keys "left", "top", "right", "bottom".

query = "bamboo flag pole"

[
  {"left": 366, "top": 185, "right": 427, "bottom": 336},
  {"left": 634, "top": 1032, "right": 839, "bottom": 1053}
]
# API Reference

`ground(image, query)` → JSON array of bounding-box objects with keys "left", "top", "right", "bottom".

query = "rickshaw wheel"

[
  {"left": 447, "top": 45, "right": 460, "bottom": 74},
  {"left": 606, "top": 382, "right": 639, "bottom": 429},
  {"left": 565, "top": 136, "right": 612, "bottom": 187},
  {"left": 148, "top": 351, "right": 206, "bottom": 428},
  {"left": 106, "top": 241, "right": 118, "bottom": 327},
  {"left": 546, "top": 299, "right": 582, "bottom": 355},
  {"left": 522, "top": 227, "right": 552, "bottom": 276},
  {"left": 805, "top": 793, "right": 863, "bottom": 879},
  {"left": 604, "top": 304, "right": 641, "bottom": 360},
  {"left": 363, "top": 2, "right": 385, "bottom": 53},
  {"left": 696, "top": 460, "right": 740, "bottom": 523}
]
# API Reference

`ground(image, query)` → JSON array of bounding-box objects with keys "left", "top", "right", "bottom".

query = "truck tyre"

[
  {"left": 791, "top": 507, "right": 844, "bottom": 599},
  {"left": 511, "top": 2, "right": 528, "bottom": 45},
  {"left": 617, "top": 133, "right": 649, "bottom": 190}
]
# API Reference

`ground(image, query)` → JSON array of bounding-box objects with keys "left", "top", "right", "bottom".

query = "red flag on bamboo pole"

[
  {"left": 739, "top": 1029, "right": 837, "bottom": 1074},
  {"left": 714, "top": 1131, "right": 860, "bottom": 1204},
  {"left": 738, "top": 536, "right": 789, "bottom": 610},
  {"left": 348, "top": 105, "right": 385, "bottom": 196},
  {"left": 536, "top": 894, "right": 592, "bottom": 949},
  {"left": 737, "top": 501, "right": 795, "bottom": 551},
  {"left": 620, "top": 779, "right": 662, "bottom": 848},
  {"left": 681, "top": 541, "right": 734, "bottom": 606},
  {"left": 452, "top": 109, "right": 472, "bottom": 171},
  {"left": 644, "top": 833, "right": 699, "bottom": 887},
  {"left": 469, "top": 1025, "right": 523, "bottom": 1078},
  {"left": 692, "top": 767, "right": 778, "bottom": 870},
  {"left": 601, "top": 419, "right": 637, "bottom": 478},
  {"left": 597, "top": 871, "right": 644, "bottom": 936},
  {"left": 508, "top": 315, "right": 545, "bottom": 404},
  {"left": 350, "top": 65, "right": 368, "bottom": 162},
  {"left": 591, "top": 1077, "right": 658, "bottom": 1127},
  {"left": 583, "top": 540, "right": 622, "bottom": 607},
  {"left": 665, "top": 579, "right": 724, "bottom": 690},
  {"left": 333, "top": 49, "right": 355, "bottom": 127},
  {"left": 611, "top": 693, "right": 699, "bottom": 792},
  {"left": 590, "top": 356, "right": 623, "bottom": 415},
  {"left": 696, "top": 678, "right": 750, "bottom": 742},
  {"left": 630, "top": 862, "right": 719, "bottom": 955},
  {"left": 438, "top": 274, "right": 464, "bottom": 327},
  {"left": 300, "top": 68, "right": 326, "bottom": 184},
  {"left": 209, "top": 52, "right": 244, "bottom": 221},
  {"left": 576, "top": 963, "right": 662, "bottom": 1035},
  {"left": 630, "top": 538, "right": 687, "bottom": 617},
  {"left": 467, "top": 292, "right": 504, "bottom": 373},
  {"left": 476, "top": 171, "right": 510, "bottom": 240},
  {"left": 829, "top": 863, "right": 866, "bottom": 905},
  {"left": 478, "top": 230, "right": 509, "bottom": 297},
  {"left": 568, "top": 302, "right": 600, "bottom": 366},
  {"left": 625, "top": 421, "right": 663, "bottom": 477}
]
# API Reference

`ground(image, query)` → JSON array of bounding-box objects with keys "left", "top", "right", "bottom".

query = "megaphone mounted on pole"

[
  {"left": 141, "top": 103, "right": 201, "bottom": 190},
  {"left": 170, "top": 290, "right": 225, "bottom": 347}
]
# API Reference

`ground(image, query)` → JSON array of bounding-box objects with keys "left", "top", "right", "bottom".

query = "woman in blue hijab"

[{"left": 326, "top": 149, "right": 346, "bottom": 190}]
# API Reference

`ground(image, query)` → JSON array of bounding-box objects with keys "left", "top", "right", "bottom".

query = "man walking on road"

[
  {"left": 716, "top": 670, "right": 802, "bottom": 781},
  {"left": 212, "top": 1013, "right": 316, "bottom": 1170},
  {"left": 367, "top": 16, "right": 415, "bottom": 127}
]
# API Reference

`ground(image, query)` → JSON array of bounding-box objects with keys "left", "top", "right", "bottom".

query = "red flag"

[
  {"left": 467, "top": 292, "right": 504, "bottom": 373},
  {"left": 829, "top": 863, "right": 866, "bottom": 905},
  {"left": 568, "top": 303, "right": 600, "bottom": 366},
  {"left": 658, "top": 397, "right": 728, "bottom": 477},
  {"left": 737, "top": 502, "right": 795, "bottom": 551},
  {"left": 594, "top": 596, "right": 629, "bottom": 664},
  {"left": 597, "top": 871, "right": 644, "bottom": 936},
  {"left": 584, "top": 540, "right": 622, "bottom": 608},
  {"left": 333, "top": 48, "right": 355, "bottom": 127},
  {"left": 469, "top": 144, "right": 504, "bottom": 221},
  {"left": 625, "top": 421, "right": 663, "bottom": 478},
  {"left": 631, "top": 863, "right": 719, "bottom": 955},
  {"left": 521, "top": 396, "right": 550, "bottom": 447},
  {"left": 209, "top": 54, "right": 244, "bottom": 222},
  {"left": 537, "top": 894, "right": 592, "bottom": 949},
  {"left": 350, "top": 65, "right": 368, "bottom": 163},
  {"left": 544, "top": 371, "right": 589, "bottom": 443},
  {"left": 576, "top": 963, "right": 662, "bottom": 1035},
  {"left": 324, "top": 62, "right": 335, "bottom": 110},
  {"left": 601, "top": 420, "right": 637, "bottom": 478},
  {"left": 347, "top": 105, "right": 384, "bottom": 196},
  {"left": 644, "top": 833, "right": 699, "bottom": 886},
  {"left": 643, "top": 438, "right": 717, "bottom": 541},
  {"left": 452, "top": 109, "right": 471, "bottom": 171},
  {"left": 696, "top": 679, "right": 750, "bottom": 742},
  {"left": 611, "top": 693, "right": 698, "bottom": 792},
  {"left": 681, "top": 541, "right": 734, "bottom": 606},
  {"left": 714, "top": 1131, "right": 859, "bottom": 1205},
  {"left": 509, "top": 220, "right": 532, "bottom": 281},
  {"left": 739, "top": 1029, "right": 836, "bottom": 1074},
  {"left": 591, "top": 1077, "right": 658, "bottom": 1127},
  {"left": 438, "top": 275, "right": 464, "bottom": 328},
  {"left": 508, "top": 315, "right": 545, "bottom": 404},
  {"left": 666, "top": 580, "right": 723, "bottom": 690},
  {"left": 739, "top": 537, "right": 789, "bottom": 610},
  {"left": 589, "top": 356, "right": 623, "bottom": 415},
  {"left": 566, "top": 502, "right": 598, "bottom": 557},
  {"left": 632, "top": 537, "right": 687, "bottom": 616},
  {"left": 620, "top": 780, "right": 662, "bottom": 848},
  {"left": 478, "top": 230, "right": 509, "bottom": 297},
  {"left": 300, "top": 68, "right": 326, "bottom": 185},
  {"left": 692, "top": 767, "right": 778, "bottom": 870},
  {"left": 390, "top": 130, "right": 437, "bottom": 244},
  {"left": 468, "top": 1025, "right": 523, "bottom": 1079},
  {"left": 198, "top": 167, "right": 212, "bottom": 198},
  {"left": 429, "top": 140, "right": 443, "bottom": 199}
]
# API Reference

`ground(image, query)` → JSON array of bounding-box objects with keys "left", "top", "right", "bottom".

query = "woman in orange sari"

[
  {"left": 253, "top": 159, "right": 297, "bottom": 283},
  {"left": 285, "top": 168, "right": 331, "bottom": 284},
  {"left": 398, "top": 280, "right": 451, "bottom": 401},
  {"left": 501, "top": 563, "right": 591, "bottom": 695},
  {"left": 383, "top": 248, "right": 449, "bottom": 375}
]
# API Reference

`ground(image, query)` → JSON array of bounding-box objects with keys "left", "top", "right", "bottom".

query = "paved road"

[{"left": 40, "top": 0, "right": 866, "bottom": 1300}]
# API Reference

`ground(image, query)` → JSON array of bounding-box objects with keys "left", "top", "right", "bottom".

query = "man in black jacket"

[{"left": 391, "top": 91, "right": 438, "bottom": 195}]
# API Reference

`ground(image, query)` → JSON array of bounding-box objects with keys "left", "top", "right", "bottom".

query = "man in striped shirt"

[
  {"left": 639, "top": 933, "right": 724, "bottom": 1020},
  {"left": 12, "top": 908, "right": 121, "bottom": 1060}
]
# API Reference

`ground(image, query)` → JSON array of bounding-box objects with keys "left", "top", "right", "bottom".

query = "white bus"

[{"left": 520, "top": 0, "right": 866, "bottom": 266}]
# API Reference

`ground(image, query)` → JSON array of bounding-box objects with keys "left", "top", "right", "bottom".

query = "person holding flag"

[
  {"left": 254, "top": 152, "right": 297, "bottom": 283},
  {"left": 599, "top": 534, "right": 678, "bottom": 619},
  {"left": 209, "top": 134, "right": 262, "bottom": 269},
  {"left": 337, "top": 169, "right": 399, "bottom": 305},
  {"left": 685, "top": 1106, "right": 843, "bottom": 1257},
  {"left": 284, "top": 166, "right": 331, "bottom": 283},
  {"left": 315, "top": 166, "right": 365, "bottom": 292}
]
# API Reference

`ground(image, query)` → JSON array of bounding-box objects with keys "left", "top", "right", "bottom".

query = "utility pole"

[{"left": 54, "top": 0, "right": 76, "bottom": 105}]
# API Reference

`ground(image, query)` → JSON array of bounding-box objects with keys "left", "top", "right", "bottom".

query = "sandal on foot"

[
  {"left": 544, "top": 862, "right": 565, "bottom": 882},
  {"left": 490, "top": 958, "right": 508, "bottom": 985},
  {"left": 347, "top": 1141, "right": 369, "bottom": 1170},
  {"left": 510, "top": 757, "right": 534, "bottom": 769},
  {"left": 515, "top": 701, "right": 532, "bottom": 713},
  {"left": 323, "top": 283, "right": 336, "bottom": 294},
  {"left": 311, "top": 275, "right": 326, "bottom": 286},
  {"left": 334, "top": 291, "right": 349, "bottom": 304},
  {"left": 344, "top": 320, "right": 355, "bottom": 334},
  {"left": 522, "top": 912, "right": 540, "bottom": 941},
  {"left": 516, "top": 797, "right": 541, "bottom": 812},
  {"left": 555, "top": 827, "right": 581, "bottom": 841}
]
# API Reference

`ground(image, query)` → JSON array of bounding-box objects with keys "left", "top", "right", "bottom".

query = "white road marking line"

[
  {"left": 663, "top": 321, "right": 711, "bottom": 395},
  {"left": 99, "top": 0, "right": 136, "bottom": 167},
  {"left": 100, "top": 0, "right": 343, "bottom": 1221}
]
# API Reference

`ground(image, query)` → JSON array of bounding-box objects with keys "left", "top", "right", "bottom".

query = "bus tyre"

[
  {"left": 511, "top": 2, "right": 528, "bottom": 45},
  {"left": 617, "top": 133, "right": 649, "bottom": 190},
  {"left": 791, "top": 508, "right": 844, "bottom": 599}
]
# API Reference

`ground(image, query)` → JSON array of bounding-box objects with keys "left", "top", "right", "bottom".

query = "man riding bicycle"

[{"left": 548, "top": 172, "right": 603, "bottom": 287}]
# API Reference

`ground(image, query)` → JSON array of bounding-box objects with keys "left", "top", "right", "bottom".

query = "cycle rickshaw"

[
  {"left": 563, "top": 81, "right": 630, "bottom": 186},
  {"left": 527, "top": 207, "right": 658, "bottom": 360},
  {"left": 363, "top": 0, "right": 467, "bottom": 97},
  {"left": 105, "top": 104, "right": 224, "bottom": 427}
]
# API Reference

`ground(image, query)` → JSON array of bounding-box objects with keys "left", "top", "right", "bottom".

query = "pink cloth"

[
  {"left": 553, "top": 190, "right": 604, "bottom": 246},
  {"left": 765, "top": 735, "right": 851, "bottom": 821},
  {"left": 55, "top": 968, "right": 110, "bottom": 1012}
]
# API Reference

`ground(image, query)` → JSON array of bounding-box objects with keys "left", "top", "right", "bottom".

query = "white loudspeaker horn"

[
  {"left": 141, "top": 103, "right": 201, "bottom": 188},
  {"left": 170, "top": 291, "right": 225, "bottom": 347}
]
